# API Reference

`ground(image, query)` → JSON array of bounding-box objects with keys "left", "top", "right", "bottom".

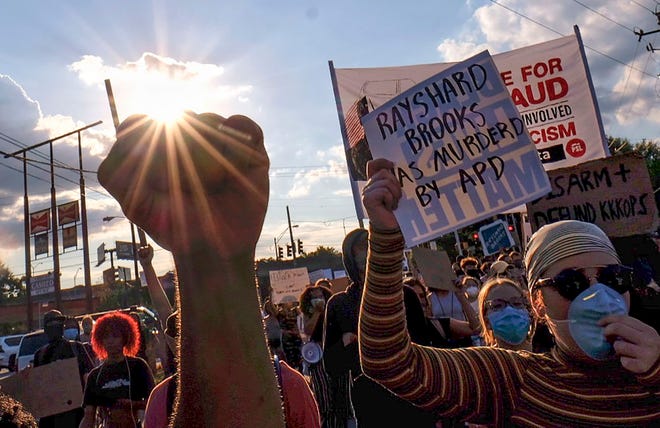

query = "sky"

[{"left": 0, "top": 0, "right": 658, "bottom": 288}]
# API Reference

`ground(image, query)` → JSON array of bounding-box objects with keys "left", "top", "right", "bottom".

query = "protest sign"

[
  {"left": 478, "top": 219, "right": 515, "bottom": 255},
  {"left": 308, "top": 268, "right": 333, "bottom": 285},
  {"left": 411, "top": 247, "right": 457, "bottom": 291},
  {"left": 526, "top": 153, "right": 658, "bottom": 237},
  {"left": 331, "top": 29, "right": 607, "bottom": 220},
  {"left": 269, "top": 267, "right": 310, "bottom": 304},
  {"left": 0, "top": 357, "right": 83, "bottom": 418},
  {"left": 362, "top": 50, "right": 550, "bottom": 247}
]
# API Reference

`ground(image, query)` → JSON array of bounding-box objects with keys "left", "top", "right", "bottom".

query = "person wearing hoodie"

[{"left": 322, "top": 228, "right": 438, "bottom": 428}]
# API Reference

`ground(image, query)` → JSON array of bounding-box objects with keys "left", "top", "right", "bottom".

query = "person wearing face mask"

[
  {"left": 299, "top": 282, "right": 333, "bottom": 427},
  {"left": 359, "top": 159, "right": 660, "bottom": 427},
  {"left": 33, "top": 310, "right": 96, "bottom": 428},
  {"left": 478, "top": 278, "right": 534, "bottom": 351},
  {"left": 460, "top": 257, "right": 483, "bottom": 280},
  {"left": 63, "top": 317, "right": 81, "bottom": 341}
]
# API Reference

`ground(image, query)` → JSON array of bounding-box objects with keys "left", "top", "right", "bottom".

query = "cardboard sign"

[
  {"left": 411, "top": 247, "right": 457, "bottom": 291},
  {"left": 332, "top": 31, "right": 608, "bottom": 220},
  {"left": 269, "top": 267, "right": 310, "bottom": 304},
  {"left": 329, "top": 276, "right": 350, "bottom": 294},
  {"left": 0, "top": 358, "right": 83, "bottom": 418},
  {"left": 362, "top": 50, "right": 550, "bottom": 247},
  {"left": 526, "top": 153, "right": 658, "bottom": 237},
  {"left": 479, "top": 220, "right": 515, "bottom": 256}
]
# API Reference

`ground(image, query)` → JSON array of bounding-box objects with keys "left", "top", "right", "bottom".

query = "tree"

[{"left": 0, "top": 262, "right": 24, "bottom": 303}]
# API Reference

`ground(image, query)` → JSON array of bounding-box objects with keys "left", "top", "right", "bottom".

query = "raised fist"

[{"left": 98, "top": 112, "right": 269, "bottom": 256}]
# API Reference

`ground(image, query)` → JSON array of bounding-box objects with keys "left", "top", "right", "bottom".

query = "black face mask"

[
  {"left": 45, "top": 323, "right": 64, "bottom": 342},
  {"left": 466, "top": 269, "right": 481, "bottom": 278}
]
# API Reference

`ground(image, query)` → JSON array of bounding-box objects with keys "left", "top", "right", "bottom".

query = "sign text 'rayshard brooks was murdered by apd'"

[{"left": 361, "top": 51, "right": 550, "bottom": 247}]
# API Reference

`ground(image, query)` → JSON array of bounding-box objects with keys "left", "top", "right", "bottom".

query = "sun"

[
  {"left": 142, "top": 99, "right": 187, "bottom": 124},
  {"left": 124, "top": 75, "right": 202, "bottom": 125}
]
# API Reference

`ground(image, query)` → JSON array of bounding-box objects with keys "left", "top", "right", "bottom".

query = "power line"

[
  {"left": 487, "top": 0, "right": 658, "bottom": 79},
  {"left": 630, "top": 0, "right": 657, "bottom": 14},
  {"left": 570, "top": 0, "right": 634, "bottom": 32}
]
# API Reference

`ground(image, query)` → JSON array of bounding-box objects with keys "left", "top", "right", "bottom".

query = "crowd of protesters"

[{"left": 2, "top": 112, "right": 658, "bottom": 428}]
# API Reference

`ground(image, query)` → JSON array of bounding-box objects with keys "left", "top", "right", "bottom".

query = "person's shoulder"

[
  {"left": 327, "top": 290, "right": 347, "bottom": 305},
  {"left": 279, "top": 360, "right": 307, "bottom": 388}
]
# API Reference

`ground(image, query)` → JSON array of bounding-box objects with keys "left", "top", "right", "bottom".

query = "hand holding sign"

[
  {"left": 98, "top": 112, "right": 269, "bottom": 257},
  {"left": 362, "top": 158, "right": 401, "bottom": 230}
]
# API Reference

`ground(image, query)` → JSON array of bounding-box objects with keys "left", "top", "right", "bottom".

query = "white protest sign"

[
  {"left": 361, "top": 50, "right": 551, "bottom": 247},
  {"left": 269, "top": 267, "right": 310, "bottom": 304},
  {"left": 332, "top": 31, "right": 608, "bottom": 221}
]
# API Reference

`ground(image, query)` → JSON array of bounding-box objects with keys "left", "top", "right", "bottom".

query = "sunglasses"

[
  {"left": 534, "top": 264, "right": 632, "bottom": 301},
  {"left": 485, "top": 296, "right": 528, "bottom": 312}
]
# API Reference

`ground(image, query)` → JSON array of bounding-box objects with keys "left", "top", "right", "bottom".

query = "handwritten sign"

[
  {"left": 332, "top": 32, "right": 608, "bottom": 221},
  {"left": 362, "top": 51, "right": 550, "bottom": 247},
  {"left": 411, "top": 247, "right": 457, "bottom": 291},
  {"left": 526, "top": 153, "right": 658, "bottom": 237},
  {"left": 0, "top": 358, "right": 83, "bottom": 418},
  {"left": 478, "top": 220, "right": 515, "bottom": 255},
  {"left": 269, "top": 267, "right": 310, "bottom": 304}
]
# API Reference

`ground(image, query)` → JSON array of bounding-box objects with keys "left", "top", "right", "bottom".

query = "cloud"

[
  {"left": 68, "top": 53, "right": 253, "bottom": 117},
  {"left": 286, "top": 145, "right": 348, "bottom": 198},
  {"left": 437, "top": 1, "right": 660, "bottom": 141}
]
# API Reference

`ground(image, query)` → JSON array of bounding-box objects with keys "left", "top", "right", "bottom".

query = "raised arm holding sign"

[{"left": 361, "top": 51, "right": 550, "bottom": 247}]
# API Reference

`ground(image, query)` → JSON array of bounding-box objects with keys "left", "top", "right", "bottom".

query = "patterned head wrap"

[{"left": 525, "top": 220, "right": 620, "bottom": 292}]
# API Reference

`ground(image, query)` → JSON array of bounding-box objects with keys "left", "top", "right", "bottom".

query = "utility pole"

[
  {"left": 287, "top": 206, "right": 296, "bottom": 261},
  {"left": 4, "top": 121, "right": 102, "bottom": 313},
  {"left": 48, "top": 141, "right": 61, "bottom": 309},
  {"left": 77, "top": 131, "right": 94, "bottom": 313},
  {"left": 22, "top": 156, "right": 32, "bottom": 329}
]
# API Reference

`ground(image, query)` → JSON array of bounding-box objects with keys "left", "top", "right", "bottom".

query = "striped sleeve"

[{"left": 359, "top": 227, "right": 525, "bottom": 426}]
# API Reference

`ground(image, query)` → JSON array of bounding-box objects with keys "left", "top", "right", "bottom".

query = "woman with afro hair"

[{"left": 79, "top": 311, "right": 155, "bottom": 428}]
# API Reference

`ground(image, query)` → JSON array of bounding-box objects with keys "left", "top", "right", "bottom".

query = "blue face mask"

[
  {"left": 567, "top": 282, "right": 627, "bottom": 360},
  {"left": 63, "top": 328, "right": 79, "bottom": 340},
  {"left": 487, "top": 306, "right": 531, "bottom": 345}
]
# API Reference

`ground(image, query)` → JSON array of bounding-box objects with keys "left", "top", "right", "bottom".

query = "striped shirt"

[{"left": 359, "top": 228, "right": 660, "bottom": 427}]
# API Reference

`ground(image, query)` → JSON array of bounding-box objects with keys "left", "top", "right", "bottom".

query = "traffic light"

[
  {"left": 297, "top": 239, "right": 304, "bottom": 255},
  {"left": 472, "top": 233, "right": 479, "bottom": 240},
  {"left": 508, "top": 224, "right": 515, "bottom": 232},
  {"left": 286, "top": 244, "right": 292, "bottom": 257},
  {"left": 277, "top": 246, "right": 283, "bottom": 260}
]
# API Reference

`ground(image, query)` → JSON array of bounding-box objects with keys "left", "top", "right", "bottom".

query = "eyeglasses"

[
  {"left": 533, "top": 264, "right": 632, "bottom": 301},
  {"left": 484, "top": 296, "right": 528, "bottom": 312}
]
